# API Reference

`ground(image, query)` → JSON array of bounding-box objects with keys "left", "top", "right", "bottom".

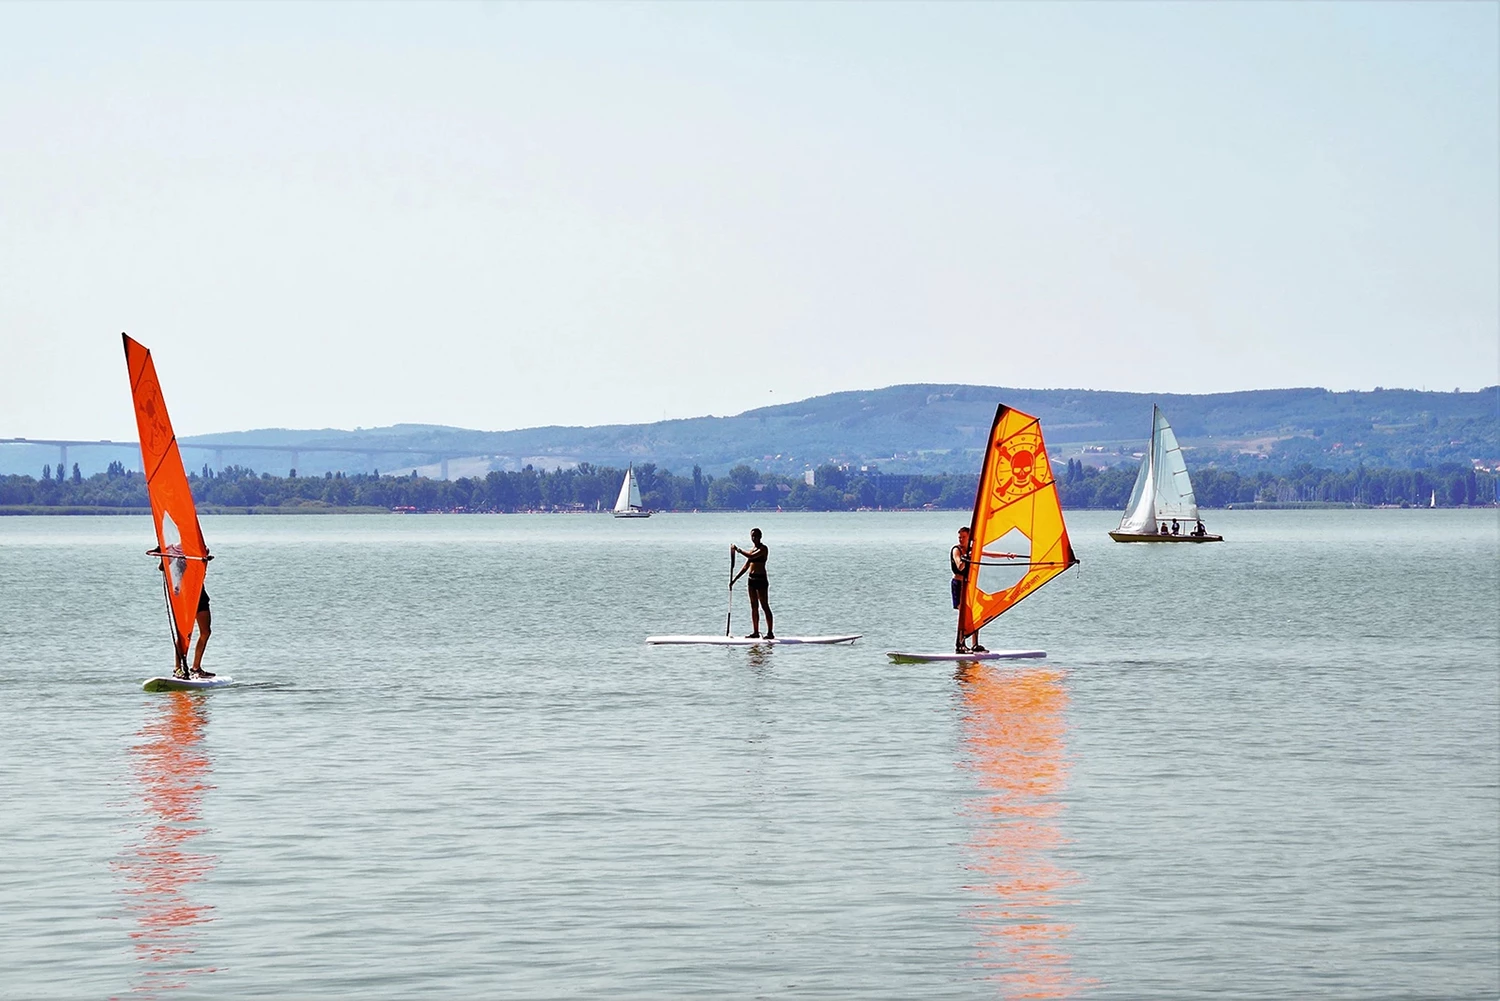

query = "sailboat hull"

[
  {"left": 612, "top": 510, "right": 651, "bottom": 518},
  {"left": 1108, "top": 532, "right": 1222, "bottom": 543}
]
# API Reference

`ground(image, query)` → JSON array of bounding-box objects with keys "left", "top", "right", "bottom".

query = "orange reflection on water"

[
  {"left": 114, "top": 691, "right": 219, "bottom": 996},
  {"left": 958, "top": 664, "right": 1095, "bottom": 999}
]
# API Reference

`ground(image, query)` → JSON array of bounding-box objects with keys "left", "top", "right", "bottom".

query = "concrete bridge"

[{"left": 2, "top": 437, "right": 485, "bottom": 479}]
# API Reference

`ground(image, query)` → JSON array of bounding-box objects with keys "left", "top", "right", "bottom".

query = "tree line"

[
  {"left": 1055, "top": 459, "right": 1495, "bottom": 509},
  {"left": 1, "top": 458, "right": 1494, "bottom": 512}
]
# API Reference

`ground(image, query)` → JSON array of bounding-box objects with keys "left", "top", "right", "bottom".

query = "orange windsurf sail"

[
  {"left": 959, "top": 405, "right": 1077, "bottom": 641},
  {"left": 123, "top": 334, "right": 210, "bottom": 666}
]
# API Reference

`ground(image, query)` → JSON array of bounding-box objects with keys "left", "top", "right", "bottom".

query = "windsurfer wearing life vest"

[
  {"left": 951, "top": 526, "right": 988, "bottom": 654},
  {"left": 731, "top": 528, "right": 774, "bottom": 640}
]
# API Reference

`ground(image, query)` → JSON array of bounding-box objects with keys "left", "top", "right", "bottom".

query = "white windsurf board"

[
  {"left": 142, "top": 674, "right": 235, "bottom": 692},
  {"left": 647, "top": 635, "right": 861, "bottom": 646},
  {"left": 886, "top": 650, "right": 1044, "bottom": 663}
]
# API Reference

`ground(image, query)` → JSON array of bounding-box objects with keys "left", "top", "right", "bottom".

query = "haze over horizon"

[{"left": 2, "top": 2, "right": 1496, "bottom": 440}]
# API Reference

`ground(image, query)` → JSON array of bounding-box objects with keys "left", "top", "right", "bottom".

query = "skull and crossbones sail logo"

[
  {"left": 140, "top": 384, "right": 173, "bottom": 461},
  {"left": 989, "top": 428, "right": 1051, "bottom": 508}
]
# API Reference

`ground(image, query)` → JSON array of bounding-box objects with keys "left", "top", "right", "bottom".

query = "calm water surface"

[{"left": 1, "top": 510, "right": 1496, "bottom": 999}]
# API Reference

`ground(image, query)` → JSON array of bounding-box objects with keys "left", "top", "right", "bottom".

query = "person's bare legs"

[
  {"left": 756, "top": 590, "right": 774, "bottom": 639},
  {"left": 748, "top": 594, "right": 761, "bottom": 637},
  {"left": 190, "top": 607, "right": 212, "bottom": 675}
]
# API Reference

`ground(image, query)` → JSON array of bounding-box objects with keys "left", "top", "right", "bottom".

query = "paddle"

[{"left": 725, "top": 546, "right": 737, "bottom": 636}]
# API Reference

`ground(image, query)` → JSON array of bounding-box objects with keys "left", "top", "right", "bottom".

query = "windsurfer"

[
  {"left": 731, "top": 528, "right": 774, "bottom": 639},
  {"left": 950, "top": 526, "right": 987, "bottom": 654}
]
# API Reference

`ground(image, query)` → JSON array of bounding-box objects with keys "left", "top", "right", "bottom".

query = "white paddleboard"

[
  {"left": 886, "top": 650, "right": 1045, "bottom": 663},
  {"left": 646, "top": 635, "right": 861, "bottom": 646},
  {"left": 142, "top": 674, "right": 234, "bottom": 692}
]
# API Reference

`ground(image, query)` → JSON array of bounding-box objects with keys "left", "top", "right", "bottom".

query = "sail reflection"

[
  {"left": 958, "top": 664, "right": 1093, "bottom": 999},
  {"left": 115, "top": 691, "right": 219, "bottom": 996}
]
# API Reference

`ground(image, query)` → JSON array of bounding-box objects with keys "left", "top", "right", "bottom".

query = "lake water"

[{"left": 1, "top": 509, "right": 1496, "bottom": 999}]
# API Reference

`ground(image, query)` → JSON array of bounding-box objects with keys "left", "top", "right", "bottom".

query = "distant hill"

[{"left": 5, "top": 384, "right": 1496, "bottom": 478}]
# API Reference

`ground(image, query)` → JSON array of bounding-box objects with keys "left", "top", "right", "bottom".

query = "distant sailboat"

[
  {"left": 1430, "top": 489, "right": 1437, "bottom": 509},
  {"left": 1109, "top": 405, "right": 1223, "bottom": 543},
  {"left": 612, "top": 465, "right": 650, "bottom": 518}
]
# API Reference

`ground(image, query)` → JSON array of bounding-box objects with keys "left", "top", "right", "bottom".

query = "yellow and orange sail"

[
  {"left": 123, "top": 334, "right": 210, "bottom": 664},
  {"left": 958, "top": 406, "right": 1076, "bottom": 640}
]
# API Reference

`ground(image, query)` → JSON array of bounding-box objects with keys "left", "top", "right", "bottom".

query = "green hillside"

[{"left": 4, "top": 384, "right": 1496, "bottom": 478}]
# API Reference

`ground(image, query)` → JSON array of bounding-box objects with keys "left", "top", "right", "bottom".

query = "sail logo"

[
  {"left": 140, "top": 385, "right": 173, "bottom": 460},
  {"left": 990, "top": 430, "right": 1052, "bottom": 507}
]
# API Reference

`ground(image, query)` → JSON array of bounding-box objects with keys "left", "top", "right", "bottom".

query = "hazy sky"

[{"left": 2, "top": 1, "right": 1496, "bottom": 439}]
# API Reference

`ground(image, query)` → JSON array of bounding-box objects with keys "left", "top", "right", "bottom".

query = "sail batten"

[
  {"left": 958, "top": 406, "right": 1077, "bottom": 639},
  {"left": 123, "top": 334, "right": 209, "bottom": 664}
]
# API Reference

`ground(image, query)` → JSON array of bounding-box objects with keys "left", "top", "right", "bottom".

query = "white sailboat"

[
  {"left": 1109, "top": 405, "right": 1223, "bottom": 543},
  {"left": 612, "top": 465, "right": 651, "bottom": 518}
]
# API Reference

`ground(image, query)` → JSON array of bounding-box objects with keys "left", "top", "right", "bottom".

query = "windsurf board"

[
  {"left": 886, "top": 650, "right": 1044, "bottom": 663},
  {"left": 142, "top": 675, "right": 234, "bottom": 692}
]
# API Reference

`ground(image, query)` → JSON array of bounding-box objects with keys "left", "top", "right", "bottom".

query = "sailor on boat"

[
  {"left": 950, "top": 526, "right": 987, "bottom": 654},
  {"left": 730, "top": 528, "right": 774, "bottom": 640}
]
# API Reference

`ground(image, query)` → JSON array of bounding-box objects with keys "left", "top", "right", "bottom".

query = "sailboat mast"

[{"left": 1149, "top": 405, "right": 1160, "bottom": 525}]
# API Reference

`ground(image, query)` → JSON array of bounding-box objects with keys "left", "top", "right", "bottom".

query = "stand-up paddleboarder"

[{"left": 731, "top": 528, "right": 775, "bottom": 640}]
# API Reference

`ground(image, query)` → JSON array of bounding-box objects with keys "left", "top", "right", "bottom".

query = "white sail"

[
  {"left": 1151, "top": 408, "right": 1200, "bottom": 523},
  {"left": 1117, "top": 440, "right": 1157, "bottom": 535},
  {"left": 614, "top": 466, "right": 636, "bottom": 513},
  {"left": 1116, "top": 405, "right": 1200, "bottom": 532}
]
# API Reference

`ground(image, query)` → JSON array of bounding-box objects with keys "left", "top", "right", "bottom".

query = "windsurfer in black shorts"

[
  {"left": 731, "top": 528, "right": 774, "bottom": 640},
  {"left": 951, "top": 525, "right": 987, "bottom": 654}
]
